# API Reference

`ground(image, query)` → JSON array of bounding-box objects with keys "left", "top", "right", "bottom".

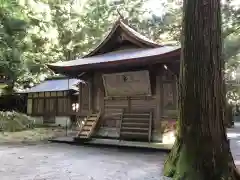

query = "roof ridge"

[
  {"left": 119, "top": 20, "right": 160, "bottom": 47},
  {"left": 84, "top": 19, "right": 160, "bottom": 58}
]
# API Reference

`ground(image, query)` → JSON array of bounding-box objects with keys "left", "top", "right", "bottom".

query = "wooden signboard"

[{"left": 102, "top": 70, "right": 151, "bottom": 97}]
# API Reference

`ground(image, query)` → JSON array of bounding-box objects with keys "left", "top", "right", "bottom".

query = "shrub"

[{"left": 0, "top": 111, "right": 35, "bottom": 132}]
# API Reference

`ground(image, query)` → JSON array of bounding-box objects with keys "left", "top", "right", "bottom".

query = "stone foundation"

[
  {"left": 31, "top": 116, "right": 71, "bottom": 127},
  {"left": 96, "top": 128, "right": 119, "bottom": 138}
]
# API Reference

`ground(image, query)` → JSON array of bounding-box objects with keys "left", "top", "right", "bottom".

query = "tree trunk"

[{"left": 163, "top": 0, "right": 240, "bottom": 179}]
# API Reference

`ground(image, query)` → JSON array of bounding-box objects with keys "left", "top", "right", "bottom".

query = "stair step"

[
  {"left": 122, "top": 122, "right": 149, "bottom": 126},
  {"left": 88, "top": 117, "right": 97, "bottom": 121},
  {"left": 123, "top": 116, "right": 150, "bottom": 119},
  {"left": 80, "top": 131, "right": 89, "bottom": 135},
  {"left": 121, "top": 127, "right": 149, "bottom": 131},
  {"left": 78, "top": 113, "right": 100, "bottom": 139},
  {"left": 76, "top": 112, "right": 101, "bottom": 139},
  {"left": 82, "top": 126, "right": 92, "bottom": 131},
  {"left": 120, "top": 131, "right": 149, "bottom": 135},
  {"left": 122, "top": 117, "right": 149, "bottom": 121},
  {"left": 85, "top": 121, "right": 94, "bottom": 125},
  {"left": 79, "top": 135, "right": 88, "bottom": 139},
  {"left": 124, "top": 113, "right": 150, "bottom": 116}
]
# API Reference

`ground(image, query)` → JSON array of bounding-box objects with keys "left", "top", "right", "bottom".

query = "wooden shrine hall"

[{"left": 48, "top": 19, "right": 181, "bottom": 143}]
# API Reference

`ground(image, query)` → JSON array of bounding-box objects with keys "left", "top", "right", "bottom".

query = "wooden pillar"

[
  {"left": 88, "top": 78, "right": 93, "bottom": 112},
  {"left": 156, "top": 72, "right": 161, "bottom": 121},
  {"left": 68, "top": 93, "right": 72, "bottom": 115},
  {"left": 79, "top": 83, "right": 82, "bottom": 114},
  {"left": 99, "top": 74, "right": 105, "bottom": 113},
  {"left": 78, "top": 83, "right": 81, "bottom": 114},
  {"left": 56, "top": 92, "right": 59, "bottom": 116},
  {"left": 174, "top": 76, "right": 178, "bottom": 110}
]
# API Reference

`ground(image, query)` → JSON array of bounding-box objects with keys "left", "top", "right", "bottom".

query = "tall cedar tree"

[{"left": 163, "top": 0, "right": 240, "bottom": 180}]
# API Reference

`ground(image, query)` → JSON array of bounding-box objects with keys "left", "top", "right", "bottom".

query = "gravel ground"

[
  {"left": 0, "top": 143, "right": 168, "bottom": 180},
  {"left": 0, "top": 127, "right": 239, "bottom": 180}
]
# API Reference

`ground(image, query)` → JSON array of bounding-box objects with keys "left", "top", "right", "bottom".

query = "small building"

[
  {"left": 48, "top": 19, "right": 181, "bottom": 142},
  {"left": 23, "top": 76, "right": 84, "bottom": 126}
]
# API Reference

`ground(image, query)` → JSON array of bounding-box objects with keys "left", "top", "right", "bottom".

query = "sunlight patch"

[{"left": 227, "top": 132, "right": 240, "bottom": 138}]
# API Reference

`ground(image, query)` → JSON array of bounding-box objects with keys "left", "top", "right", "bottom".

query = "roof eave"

[
  {"left": 48, "top": 48, "right": 180, "bottom": 75},
  {"left": 20, "top": 88, "right": 79, "bottom": 94}
]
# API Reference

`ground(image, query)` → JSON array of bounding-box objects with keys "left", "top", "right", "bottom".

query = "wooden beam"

[
  {"left": 99, "top": 74, "right": 105, "bottom": 113},
  {"left": 121, "top": 33, "right": 146, "bottom": 48},
  {"left": 156, "top": 71, "right": 161, "bottom": 122}
]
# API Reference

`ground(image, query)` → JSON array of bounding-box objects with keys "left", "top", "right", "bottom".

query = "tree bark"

[{"left": 163, "top": 0, "right": 240, "bottom": 179}]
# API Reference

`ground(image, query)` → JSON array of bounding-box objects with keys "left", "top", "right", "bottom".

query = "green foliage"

[
  {"left": 0, "top": 0, "right": 27, "bottom": 90},
  {"left": 0, "top": 111, "right": 35, "bottom": 132},
  {"left": 0, "top": 0, "right": 239, "bottom": 98}
]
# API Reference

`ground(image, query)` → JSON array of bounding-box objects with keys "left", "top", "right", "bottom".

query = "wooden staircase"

[
  {"left": 120, "top": 111, "right": 152, "bottom": 142},
  {"left": 76, "top": 112, "right": 101, "bottom": 139}
]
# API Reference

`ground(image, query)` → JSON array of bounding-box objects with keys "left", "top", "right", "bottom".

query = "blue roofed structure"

[
  {"left": 24, "top": 77, "right": 85, "bottom": 126},
  {"left": 23, "top": 78, "right": 83, "bottom": 93}
]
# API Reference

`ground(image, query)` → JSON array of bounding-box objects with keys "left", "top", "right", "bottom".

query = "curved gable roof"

[
  {"left": 84, "top": 19, "right": 161, "bottom": 57},
  {"left": 48, "top": 46, "right": 180, "bottom": 76}
]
